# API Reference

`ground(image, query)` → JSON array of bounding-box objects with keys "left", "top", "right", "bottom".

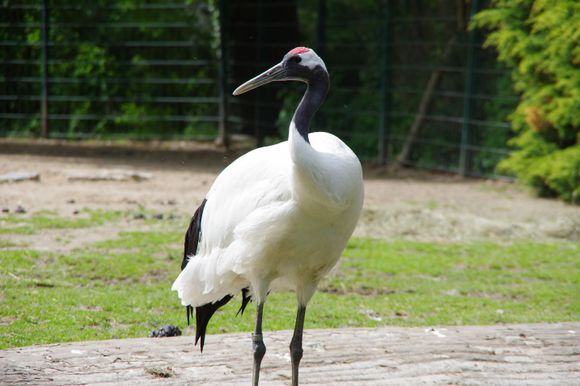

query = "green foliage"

[
  {"left": 1, "top": 0, "right": 217, "bottom": 139},
  {"left": 497, "top": 132, "right": 580, "bottom": 201},
  {"left": 472, "top": 0, "right": 580, "bottom": 202}
]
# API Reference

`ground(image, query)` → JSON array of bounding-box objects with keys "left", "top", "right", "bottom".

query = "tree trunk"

[{"left": 396, "top": 36, "right": 457, "bottom": 166}]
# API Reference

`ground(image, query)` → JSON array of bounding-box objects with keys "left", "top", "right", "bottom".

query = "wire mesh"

[
  {"left": 0, "top": 0, "right": 517, "bottom": 177},
  {"left": 1, "top": 0, "right": 219, "bottom": 140}
]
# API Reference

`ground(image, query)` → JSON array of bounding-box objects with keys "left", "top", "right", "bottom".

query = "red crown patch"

[{"left": 287, "top": 47, "right": 310, "bottom": 55}]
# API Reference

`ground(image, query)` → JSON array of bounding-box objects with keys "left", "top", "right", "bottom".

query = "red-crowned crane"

[{"left": 172, "top": 47, "right": 364, "bottom": 386}]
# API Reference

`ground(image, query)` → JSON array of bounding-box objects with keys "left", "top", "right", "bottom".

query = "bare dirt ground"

[{"left": 0, "top": 138, "right": 578, "bottom": 252}]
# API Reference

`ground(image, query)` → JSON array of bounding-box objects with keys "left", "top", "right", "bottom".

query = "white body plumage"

[{"left": 172, "top": 122, "right": 363, "bottom": 307}]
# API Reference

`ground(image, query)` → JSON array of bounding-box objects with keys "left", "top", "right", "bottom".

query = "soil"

[{"left": 0, "top": 138, "right": 578, "bottom": 253}]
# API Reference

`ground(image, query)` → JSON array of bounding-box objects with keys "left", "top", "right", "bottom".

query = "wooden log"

[
  {"left": 1, "top": 323, "right": 578, "bottom": 385},
  {"left": 66, "top": 169, "right": 152, "bottom": 182},
  {"left": 0, "top": 171, "right": 40, "bottom": 184}
]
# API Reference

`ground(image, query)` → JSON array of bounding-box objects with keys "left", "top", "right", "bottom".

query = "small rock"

[
  {"left": 133, "top": 213, "right": 146, "bottom": 220},
  {"left": 15, "top": 205, "right": 26, "bottom": 214},
  {"left": 73, "top": 210, "right": 80, "bottom": 215},
  {"left": 150, "top": 324, "right": 181, "bottom": 338},
  {"left": 67, "top": 199, "right": 76, "bottom": 204},
  {"left": 425, "top": 328, "right": 447, "bottom": 338},
  {"left": 145, "top": 366, "right": 174, "bottom": 378},
  {"left": 167, "top": 199, "right": 177, "bottom": 206},
  {"left": 2, "top": 208, "right": 9, "bottom": 213},
  {"left": 360, "top": 309, "right": 382, "bottom": 322},
  {"left": 445, "top": 288, "right": 459, "bottom": 296},
  {"left": 153, "top": 213, "right": 164, "bottom": 220}
]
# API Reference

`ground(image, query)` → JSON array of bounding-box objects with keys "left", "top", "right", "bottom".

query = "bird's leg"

[
  {"left": 290, "top": 305, "right": 306, "bottom": 386},
  {"left": 252, "top": 301, "right": 266, "bottom": 386}
]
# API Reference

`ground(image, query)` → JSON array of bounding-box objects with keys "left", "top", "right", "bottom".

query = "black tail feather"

[{"left": 181, "top": 199, "right": 235, "bottom": 351}]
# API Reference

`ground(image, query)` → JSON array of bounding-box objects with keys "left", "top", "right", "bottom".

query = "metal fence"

[
  {"left": 1, "top": 0, "right": 518, "bottom": 177},
  {"left": 1, "top": 1, "right": 220, "bottom": 140}
]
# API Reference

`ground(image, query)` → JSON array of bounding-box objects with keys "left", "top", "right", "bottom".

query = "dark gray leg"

[
  {"left": 252, "top": 301, "right": 266, "bottom": 386},
  {"left": 290, "top": 305, "right": 306, "bottom": 386}
]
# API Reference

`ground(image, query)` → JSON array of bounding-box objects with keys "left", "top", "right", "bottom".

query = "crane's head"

[{"left": 233, "top": 47, "right": 327, "bottom": 96}]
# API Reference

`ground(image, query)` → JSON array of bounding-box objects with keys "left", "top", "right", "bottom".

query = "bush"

[
  {"left": 472, "top": 0, "right": 580, "bottom": 202},
  {"left": 497, "top": 130, "right": 579, "bottom": 202}
]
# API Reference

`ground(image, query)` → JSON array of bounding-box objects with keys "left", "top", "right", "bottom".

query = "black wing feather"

[
  {"left": 182, "top": 198, "right": 207, "bottom": 270},
  {"left": 180, "top": 198, "right": 235, "bottom": 352},
  {"left": 181, "top": 200, "right": 254, "bottom": 350},
  {"left": 237, "top": 287, "right": 252, "bottom": 316},
  {"left": 195, "top": 294, "right": 233, "bottom": 351},
  {"left": 182, "top": 199, "right": 207, "bottom": 327}
]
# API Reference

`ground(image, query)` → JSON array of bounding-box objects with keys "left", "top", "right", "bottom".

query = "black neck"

[{"left": 292, "top": 70, "right": 329, "bottom": 144}]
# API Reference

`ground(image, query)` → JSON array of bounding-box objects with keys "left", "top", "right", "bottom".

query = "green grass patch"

[
  {"left": 1, "top": 234, "right": 578, "bottom": 349},
  {"left": 0, "top": 239, "right": 27, "bottom": 248},
  {"left": 0, "top": 209, "right": 126, "bottom": 235},
  {"left": 210, "top": 239, "right": 579, "bottom": 334}
]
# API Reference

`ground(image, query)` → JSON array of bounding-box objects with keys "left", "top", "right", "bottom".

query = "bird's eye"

[{"left": 289, "top": 55, "right": 302, "bottom": 64}]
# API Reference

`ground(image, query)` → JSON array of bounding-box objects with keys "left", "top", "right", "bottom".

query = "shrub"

[{"left": 472, "top": 0, "right": 580, "bottom": 202}]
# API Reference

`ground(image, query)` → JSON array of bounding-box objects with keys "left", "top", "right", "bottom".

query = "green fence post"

[
  {"left": 40, "top": 0, "right": 49, "bottom": 138},
  {"left": 316, "top": 0, "right": 326, "bottom": 59},
  {"left": 378, "top": 0, "right": 392, "bottom": 164},
  {"left": 254, "top": 0, "right": 264, "bottom": 148},
  {"left": 459, "top": 0, "right": 479, "bottom": 175},
  {"left": 218, "top": 0, "right": 230, "bottom": 148},
  {"left": 316, "top": 0, "right": 326, "bottom": 131}
]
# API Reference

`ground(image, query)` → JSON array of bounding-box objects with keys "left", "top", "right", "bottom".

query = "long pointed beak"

[{"left": 232, "top": 62, "right": 285, "bottom": 96}]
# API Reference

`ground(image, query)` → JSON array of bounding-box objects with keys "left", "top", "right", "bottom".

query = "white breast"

[{"left": 172, "top": 127, "right": 364, "bottom": 307}]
